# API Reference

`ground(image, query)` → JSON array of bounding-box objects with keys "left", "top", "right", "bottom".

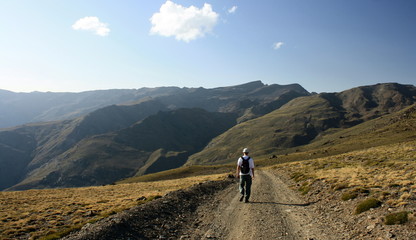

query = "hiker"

[{"left": 236, "top": 148, "right": 255, "bottom": 203}]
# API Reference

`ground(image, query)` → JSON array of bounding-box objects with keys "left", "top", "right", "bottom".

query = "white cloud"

[
  {"left": 273, "top": 42, "right": 284, "bottom": 50},
  {"left": 150, "top": 0, "right": 219, "bottom": 42},
  {"left": 72, "top": 17, "right": 110, "bottom": 36},
  {"left": 228, "top": 6, "right": 237, "bottom": 14}
]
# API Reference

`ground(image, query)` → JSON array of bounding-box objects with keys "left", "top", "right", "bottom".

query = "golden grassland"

[
  {"left": 117, "top": 164, "right": 233, "bottom": 183},
  {"left": 270, "top": 140, "right": 416, "bottom": 208},
  {"left": 2, "top": 136, "right": 415, "bottom": 239},
  {"left": 0, "top": 174, "right": 226, "bottom": 240}
]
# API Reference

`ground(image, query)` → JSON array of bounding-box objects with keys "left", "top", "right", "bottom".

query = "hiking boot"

[
  {"left": 239, "top": 195, "right": 244, "bottom": 202},
  {"left": 244, "top": 198, "right": 249, "bottom": 203}
]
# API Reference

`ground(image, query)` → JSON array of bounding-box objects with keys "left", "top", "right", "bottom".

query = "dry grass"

[
  {"left": 270, "top": 140, "right": 416, "bottom": 208},
  {"left": 0, "top": 174, "right": 226, "bottom": 240},
  {"left": 118, "top": 165, "right": 233, "bottom": 183}
]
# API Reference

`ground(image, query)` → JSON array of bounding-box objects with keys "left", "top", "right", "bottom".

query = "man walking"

[{"left": 236, "top": 148, "right": 255, "bottom": 203}]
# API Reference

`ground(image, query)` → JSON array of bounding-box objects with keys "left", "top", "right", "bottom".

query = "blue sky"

[{"left": 0, "top": 0, "right": 415, "bottom": 93}]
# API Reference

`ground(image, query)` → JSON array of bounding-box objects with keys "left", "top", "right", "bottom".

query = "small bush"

[
  {"left": 385, "top": 211, "right": 409, "bottom": 225},
  {"left": 298, "top": 183, "right": 311, "bottom": 195},
  {"left": 355, "top": 198, "right": 382, "bottom": 214},
  {"left": 389, "top": 183, "right": 401, "bottom": 188},
  {"left": 341, "top": 192, "right": 358, "bottom": 201},
  {"left": 355, "top": 188, "right": 370, "bottom": 194},
  {"left": 147, "top": 195, "right": 163, "bottom": 201},
  {"left": 333, "top": 183, "right": 349, "bottom": 191},
  {"left": 341, "top": 187, "right": 370, "bottom": 201}
]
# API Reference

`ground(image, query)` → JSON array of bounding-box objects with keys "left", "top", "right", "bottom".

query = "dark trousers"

[{"left": 239, "top": 175, "right": 252, "bottom": 199}]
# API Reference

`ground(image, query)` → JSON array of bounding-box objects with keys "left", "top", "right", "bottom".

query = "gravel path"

[
  {"left": 181, "top": 170, "right": 341, "bottom": 240},
  {"left": 63, "top": 170, "right": 343, "bottom": 239}
]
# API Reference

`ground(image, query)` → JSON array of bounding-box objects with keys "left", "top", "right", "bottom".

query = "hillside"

[
  {"left": 1, "top": 81, "right": 307, "bottom": 190},
  {"left": 1, "top": 88, "right": 416, "bottom": 240},
  {"left": 0, "top": 100, "right": 168, "bottom": 190},
  {"left": 0, "top": 173, "right": 228, "bottom": 240},
  {"left": 122, "top": 102, "right": 416, "bottom": 184},
  {"left": 9, "top": 109, "right": 237, "bottom": 190},
  {"left": 187, "top": 83, "right": 416, "bottom": 165},
  {"left": 1, "top": 82, "right": 416, "bottom": 191}
]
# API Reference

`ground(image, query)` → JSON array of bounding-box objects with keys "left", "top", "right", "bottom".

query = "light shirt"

[{"left": 237, "top": 155, "right": 255, "bottom": 177}]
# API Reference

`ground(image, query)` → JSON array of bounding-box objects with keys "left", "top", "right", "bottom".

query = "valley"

[
  {"left": 1, "top": 130, "right": 415, "bottom": 239},
  {"left": 0, "top": 81, "right": 415, "bottom": 239},
  {"left": 1, "top": 82, "right": 415, "bottom": 191},
  {"left": 4, "top": 135, "right": 415, "bottom": 240},
  {"left": 0, "top": 81, "right": 310, "bottom": 191}
]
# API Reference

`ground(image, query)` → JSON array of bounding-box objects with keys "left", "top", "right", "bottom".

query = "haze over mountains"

[
  {"left": 0, "top": 82, "right": 307, "bottom": 128},
  {"left": 0, "top": 81, "right": 415, "bottom": 191}
]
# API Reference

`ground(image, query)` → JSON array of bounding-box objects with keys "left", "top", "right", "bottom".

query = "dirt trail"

[
  {"left": 64, "top": 170, "right": 343, "bottom": 239},
  {"left": 182, "top": 170, "right": 340, "bottom": 239}
]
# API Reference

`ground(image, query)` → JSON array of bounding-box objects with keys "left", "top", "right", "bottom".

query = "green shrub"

[
  {"left": 341, "top": 192, "right": 358, "bottom": 201},
  {"left": 342, "top": 187, "right": 371, "bottom": 201},
  {"left": 385, "top": 211, "right": 409, "bottom": 225},
  {"left": 147, "top": 195, "right": 162, "bottom": 201},
  {"left": 389, "top": 183, "right": 401, "bottom": 188},
  {"left": 354, "top": 187, "right": 370, "bottom": 194},
  {"left": 355, "top": 198, "right": 382, "bottom": 214},
  {"left": 333, "top": 183, "right": 349, "bottom": 191},
  {"left": 298, "top": 183, "right": 311, "bottom": 195}
]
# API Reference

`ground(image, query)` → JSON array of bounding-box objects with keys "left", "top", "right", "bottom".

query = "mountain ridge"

[
  {"left": 0, "top": 81, "right": 306, "bottom": 129},
  {"left": 1, "top": 82, "right": 415, "bottom": 190},
  {"left": 1, "top": 81, "right": 308, "bottom": 190},
  {"left": 186, "top": 83, "right": 416, "bottom": 165}
]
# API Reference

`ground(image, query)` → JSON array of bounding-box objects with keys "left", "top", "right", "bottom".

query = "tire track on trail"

[{"left": 183, "top": 170, "right": 339, "bottom": 240}]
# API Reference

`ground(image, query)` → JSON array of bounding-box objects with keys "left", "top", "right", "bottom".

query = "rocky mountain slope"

[
  {"left": 187, "top": 83, "right": 416, "bottom": 165},
  {"left": 1, "top": 81, "right": 308, "bottom": 190},
  {"left": 10, "top": 109, "right": 236, "bottom": 190},
  {"left": 0, "top": 99, "right": 168, "bottom": 190}
]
